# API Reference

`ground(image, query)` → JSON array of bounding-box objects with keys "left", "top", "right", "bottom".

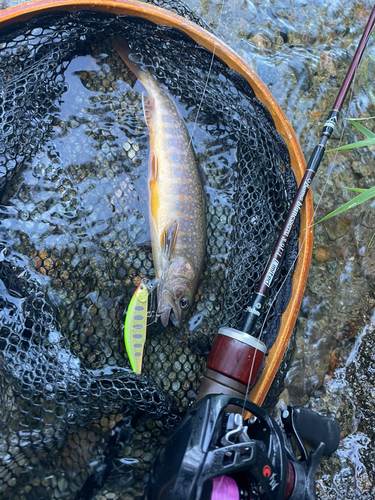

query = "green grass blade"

[
  {"left": 348, "top": 119, "right": 375, "bottom": 138},
  {"left": 326, "top": 137, "right": 375, "bottom": 152},
  {"left": 326, "top": 119, "right": 375, "bottom": 152},
  {"left": 368, "top": 231, "right": 375, "bottom": 249},
  {"left": 341, "top": 186, "right": 367, "bottom": 193},
  {"left": 313, "top": 185, "right": 375, "bottom": 225}
]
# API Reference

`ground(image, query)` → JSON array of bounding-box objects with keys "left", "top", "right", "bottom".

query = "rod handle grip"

[{"left": 206, "top": 328, "right": 267, "bottom": 387}]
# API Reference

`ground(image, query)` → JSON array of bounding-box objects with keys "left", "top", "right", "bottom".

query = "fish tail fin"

[{"left": 112, "top": 36, "right": 150, "bottom": 88}]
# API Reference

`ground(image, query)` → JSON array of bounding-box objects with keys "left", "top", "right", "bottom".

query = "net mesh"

[{"left": 0, "top": 2, "right": 299, "bottom": 498}]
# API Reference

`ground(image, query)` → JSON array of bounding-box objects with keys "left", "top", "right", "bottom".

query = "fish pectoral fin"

[
  {"left": 142, "top": 92, "right": 154, "bottom": 129},
  {"left": 161, "top": 220, "right": 179, "bottom": 261}
]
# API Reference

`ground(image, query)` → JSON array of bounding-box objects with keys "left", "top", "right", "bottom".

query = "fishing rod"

[{"left": 197, "top": 3, "right": 375, "bottom": 401}]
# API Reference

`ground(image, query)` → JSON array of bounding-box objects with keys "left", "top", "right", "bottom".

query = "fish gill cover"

[{"left": 0, "top": 1, "right": 299, "bottom": 498}]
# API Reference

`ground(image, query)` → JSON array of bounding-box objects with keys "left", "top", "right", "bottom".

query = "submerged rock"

[{"left": 324, "top": 216, "right": 352, "bottom": 240}]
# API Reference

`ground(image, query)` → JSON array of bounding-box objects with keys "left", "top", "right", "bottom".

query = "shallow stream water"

[{"left": 2, "top": 0, "right": 375, "bottom": 498}]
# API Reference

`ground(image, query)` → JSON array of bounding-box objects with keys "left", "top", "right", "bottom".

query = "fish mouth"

[
  {"left": 159, "top": 306, "right": 171, "bottom": 327},
  {"left": 157, "top": 291, "right": 181, "bottom": 327}
]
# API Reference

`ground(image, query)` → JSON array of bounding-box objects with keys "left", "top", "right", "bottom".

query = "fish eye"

[{"left": 180, "top": 297, "right": 189, "bottom": 310}]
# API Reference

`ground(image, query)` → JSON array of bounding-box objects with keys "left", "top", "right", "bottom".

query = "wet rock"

[
  {"left": 354, "top": 210, "right": 375, "bottom": 286},
  {"left": 327, "top": 349, "right": 339, "bottom": 374},
  {"left": 320, "top": 52, "right": 337, "bottom": 76},
  {"left": 346, "top": 324, "right": 375, "bottom": 429},
  {"left": 251, "top": 33, "right": 267, "bottom": 49},
  {"left": 289, "top": 59, "right": 312, "bottom": 92},
  {"left": 351, "top": 160, "right": 373, "bottom": 178},
  {"left": 301, "top": 313, "right": 375, "bottom": 499},
  {"left": 326, "top": 261, "right": 338, "bottom": 275},
  {"left": 279, "top": 26, "right": 289, "bottom": 43},
  {"left": 313, "top": 246, "right": 331, "bottom": 262},
  {"left": 57, "top": 477, "right": 68, "bottom": 492},
  {"left": 324, "top": 216, "right": 351, "bottom": 240}
]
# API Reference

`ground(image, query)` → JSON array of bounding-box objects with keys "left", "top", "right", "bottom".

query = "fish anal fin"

[
  {"left": 162, "top": 220, "right": 179, "bottom": 261},
  {"left": 142, "top": 92, "right": 154, "bottom": 129}
]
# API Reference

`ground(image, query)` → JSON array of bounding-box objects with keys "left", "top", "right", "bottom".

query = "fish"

[{"left": 113, "top": 36, "right": 206, "bottom": 327}]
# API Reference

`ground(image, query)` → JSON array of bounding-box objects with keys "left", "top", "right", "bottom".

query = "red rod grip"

[{"left": 207, "top": 329, "right": 266, "bottom": 387}]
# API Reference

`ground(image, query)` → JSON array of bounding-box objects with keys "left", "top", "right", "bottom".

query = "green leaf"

[
  {"left": 326, "top": 138, "right": 375, "bottom": 152},
  {"left": 326, "top": 120, "right": 375, "bottom": 152},
  {"left": 311, "top": 185, "right": 375, "bottom": 226},
  {"left": 349, "top": 119, "right": 375, "bottom": 138}
]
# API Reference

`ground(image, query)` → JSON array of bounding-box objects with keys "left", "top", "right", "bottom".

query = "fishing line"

[
  {"left": 147, "top": 317, "right": 158, "bottom": 327},
  {"left": 186, "top": 0, "right": 227, "bottom": 153}
]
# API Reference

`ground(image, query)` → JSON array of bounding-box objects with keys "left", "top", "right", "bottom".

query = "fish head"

[{"left": 156, "top": 258, "right": 198, "bottom": 327}]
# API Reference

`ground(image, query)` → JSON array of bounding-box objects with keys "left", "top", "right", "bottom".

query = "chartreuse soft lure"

[{"left": 124, "top": 282, "right": 148, "bottom": 374}]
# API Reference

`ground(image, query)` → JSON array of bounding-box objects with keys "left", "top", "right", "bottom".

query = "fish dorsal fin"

[
  {"left": 142, "top": 92, "right": 154, "bottom": 129},
  {"left": 162, "top": 220, "right": 179, "bottom": 261}
]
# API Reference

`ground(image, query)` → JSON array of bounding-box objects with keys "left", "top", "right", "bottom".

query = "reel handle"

[{"left": 282, "top": 406, "right": 340, "bottom": 457}]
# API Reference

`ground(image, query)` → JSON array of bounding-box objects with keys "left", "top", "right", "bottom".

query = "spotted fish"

[{"left": 113, "top": 37, "right": 206, "bottom": 327}]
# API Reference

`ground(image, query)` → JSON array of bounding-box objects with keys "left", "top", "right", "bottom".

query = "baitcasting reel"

[{"left": 146, "top": 394, "right": 340, "bottom": 500}]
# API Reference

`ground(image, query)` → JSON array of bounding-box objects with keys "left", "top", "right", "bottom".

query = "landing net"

[{"left": 0, "top": 2, "right": 299, "bottom": 498}]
